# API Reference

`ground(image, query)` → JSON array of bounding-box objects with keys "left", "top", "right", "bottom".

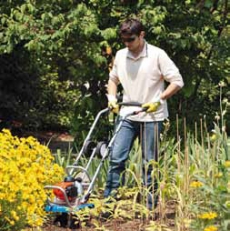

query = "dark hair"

[{"left": 119, "top": 18, "right": 144, "bottom": 36}]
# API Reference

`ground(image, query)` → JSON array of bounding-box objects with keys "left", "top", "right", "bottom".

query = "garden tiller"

[{"left": 44, "top": 102, "right": 147, "bottom": 227}]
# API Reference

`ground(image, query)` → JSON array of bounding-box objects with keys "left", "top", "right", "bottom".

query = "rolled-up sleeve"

[{"left": 158, "top": 50, "right": 184, "bottom": 88}]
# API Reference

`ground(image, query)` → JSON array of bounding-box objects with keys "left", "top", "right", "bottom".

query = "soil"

[
  {"left": 41, "top": 218, "right": 149, "bottom": 231},
  {"left": 34, "top": 203, "right": 177, "bottom": 231},
  {"left": 39, "top": 215, "right": 174, "bottom": 231}
]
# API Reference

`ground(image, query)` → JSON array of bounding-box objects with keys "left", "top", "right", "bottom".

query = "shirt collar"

[{"left": 126, "top": 41, "right": 148, "bottom": 60}]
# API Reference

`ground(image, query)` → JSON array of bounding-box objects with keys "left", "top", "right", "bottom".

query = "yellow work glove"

[
  {"left": 142, "top": 102, "right": 161, "bottom": 113},
  {"left": 107, "top": 95, "right": 119, "bottom": 114},
  {"left": 108, "top": 100, "right": 119, "bottom": 114}
]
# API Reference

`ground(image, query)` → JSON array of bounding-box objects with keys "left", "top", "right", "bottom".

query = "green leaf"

[{"left": 101, "top": 28, "right": 117, "bottom": 40}]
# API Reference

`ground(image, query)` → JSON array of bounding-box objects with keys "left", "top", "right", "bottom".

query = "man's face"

[{"left": 121, "top": 34, "right": 141, "bottom": 51}]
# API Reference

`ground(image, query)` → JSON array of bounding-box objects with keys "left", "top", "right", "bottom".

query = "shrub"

[{"left": 0, "top": 129, "right": 64, "bottom": 231}]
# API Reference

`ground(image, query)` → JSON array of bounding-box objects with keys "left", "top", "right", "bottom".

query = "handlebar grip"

[
  {"left": 118, "top": 101, "right": 148, "bottom": 113},
  {"left": 141, "top": 106, "right": 148, "bottom": 112}
]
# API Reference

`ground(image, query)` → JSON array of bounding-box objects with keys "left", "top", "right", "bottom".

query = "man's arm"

[
  {"left": 158, "top": 50, "right": 184, "bottom": 100},
  {"left": 160, "top": 83, "right": 182, "bottom": 100},
  {"left": 107, "top": 79, "right": 118, "bottom": 97},
  {"left": 143, "top": 83, "right": 181, "bottom": 112}
]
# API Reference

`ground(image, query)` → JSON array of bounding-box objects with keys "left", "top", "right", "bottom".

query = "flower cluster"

[
  {"left": 198, "top": 212, "right": 218, "bottom": 220},
  {"left": 190, "top": 181, "right": 203, "bottom": 188},
  {"left": 0, "top": 129, "right": 64, "bottom": 230},
  {"left": 204, "top": 225, "right": 218, "bottom": 231}
]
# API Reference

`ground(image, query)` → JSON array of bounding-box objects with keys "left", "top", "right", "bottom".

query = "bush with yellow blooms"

[{"left": 0, "top": 129, "right": 64, "bottom": 231}]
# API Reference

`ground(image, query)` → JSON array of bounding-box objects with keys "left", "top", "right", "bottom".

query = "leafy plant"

[{"left": 0, "top": 129, "right": 64, "bottom": 230}]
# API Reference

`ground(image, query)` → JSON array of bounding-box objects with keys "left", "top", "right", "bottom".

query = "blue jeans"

[{"left": 104, "top": 118, "right": 162, "bottom": 209}]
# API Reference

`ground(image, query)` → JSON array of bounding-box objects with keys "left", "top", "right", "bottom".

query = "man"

[{"left": 104, "top": 18, "right": 184, "bottom": 210}]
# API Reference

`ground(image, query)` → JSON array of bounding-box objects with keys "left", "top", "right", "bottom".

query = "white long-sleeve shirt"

[{"left": 109, "top": 42, "right": 184, "bottom": 122}]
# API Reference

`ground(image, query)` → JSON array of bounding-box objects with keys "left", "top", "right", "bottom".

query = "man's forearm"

[
  {"left": 161, "top": 83, "right": 181, "bottom": 100},
  {"left": 107, "top": 79, "right": 118, "bottom": 96}
]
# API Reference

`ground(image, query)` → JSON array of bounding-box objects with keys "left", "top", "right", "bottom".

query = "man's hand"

[
  {"left": 107, "top": 95, "right": 119, "bottom": 114},
  {"left": 108, "top": 100, "right": 119, "bottom": 114},
  {"left": 142, "top": 102, "right": 161, "bottom": 113}
]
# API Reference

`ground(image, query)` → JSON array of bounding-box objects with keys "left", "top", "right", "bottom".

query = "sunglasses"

[{"left": 121, "top": 35, "right": 137, "bottom": 43}]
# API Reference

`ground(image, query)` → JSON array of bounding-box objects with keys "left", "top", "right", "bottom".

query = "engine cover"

[{"left": 53, "top": 182, "right": 78, "bottom": 202}]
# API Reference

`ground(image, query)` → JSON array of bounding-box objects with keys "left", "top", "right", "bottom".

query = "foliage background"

[
  {"left": 0, "top": 2, "right": 229, "bottom": 230},
  {"left": 0, "top": 0, "right": 229, "bottom": 143}
]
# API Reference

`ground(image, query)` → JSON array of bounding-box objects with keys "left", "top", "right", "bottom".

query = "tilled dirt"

[
  {"left": 40, "top": 218, "right": 148, "bottom": 231},
  {"left": 37, "top": 210, "right": 176, "bottom": 231}
]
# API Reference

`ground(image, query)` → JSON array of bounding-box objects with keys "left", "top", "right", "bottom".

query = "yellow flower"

[
  {"left": 204, "top": 225, "right": 218, "bottom": 231},
  {"left": 190, "top": 181, "right": 203, "bottom": 188},
  {"left": 214, "top": 172, "right": 223, "bottom": 178},
  {"left": 223, "top": 161, "right": 230, "bottom": 168},
  {"left": 4, "top": 216, "right": 15, "bottom": 225},
  {"left": 198, "top": 212, "right": 218, "bottom": 220},
  {"left": 9, "top": 220, "right": 15, "bottom": 225},
  {"left": 210, "top": 133, "right": 217, "bottom": 142},
  {"left": 11, "top": 210, "right": 19, "bottom": 221},
  {"left": 0, "top": 129, "right": 64, "bottom": 229}
]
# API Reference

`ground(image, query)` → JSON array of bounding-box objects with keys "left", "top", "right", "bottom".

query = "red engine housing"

[{"left": 53, "top": 182, "right": 78, "bottom": 202}]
